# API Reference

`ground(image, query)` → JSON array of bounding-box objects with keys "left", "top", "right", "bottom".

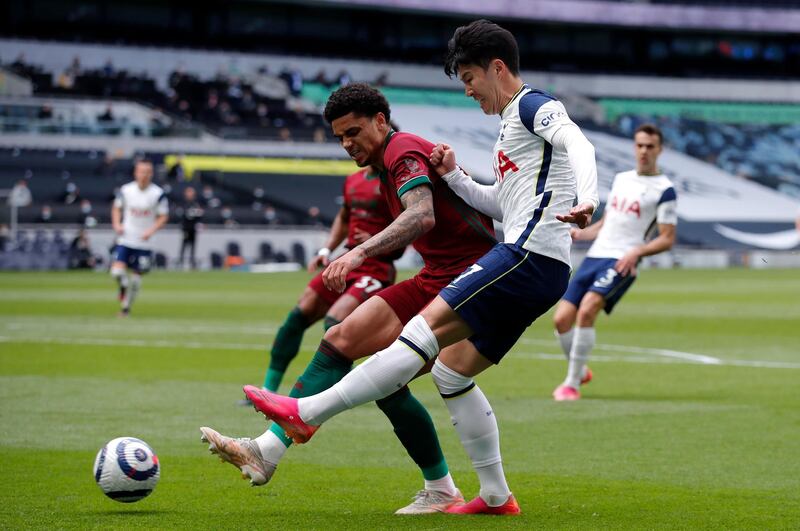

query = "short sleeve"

[
  {"left": 656, "top": 187, "right": 677, "bottom": 225},
  {"left": 157, "top": 193, "right": 169, "bottom": 216},
  {"left": 389, "top": 152, "right": 431, "bottom": 198}
]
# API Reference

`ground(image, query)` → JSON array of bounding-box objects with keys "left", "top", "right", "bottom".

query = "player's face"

[
  {"left": 458, "top": 62, "right": 501, "bottom": 115},
  {"left": 634, "top": 132, "right": 662, "bottom": 174},
  {"left": 331, "top": 112, "right": 387, "bottom": 167},
  {"left": 134, "top": 162, "right": 153, "bottom": 188}
]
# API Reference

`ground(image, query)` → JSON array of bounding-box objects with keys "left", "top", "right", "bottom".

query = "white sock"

[
  {"left": 299, "top": 315, "right": 437, "bottom": 425},
  {"left": 565, "top": 327, "right": 595, "bottom": 389},
  {"left": 254, "top": 430, "right": 287, "bottom": 464},
  {"left": 431, "top": 359, "right": 510, "bottom": 507},
  {"left": 556, "top": 328, "right": 587, "bottom": 380},
  {"left": 124, "top": 274, "right": 142, "bottom": 310},
  {"left": 424, "top": 472, "right": 457, "bottom": 496},
  {"left": 555, "top": 328, "right": 574, "bottom": 360}
]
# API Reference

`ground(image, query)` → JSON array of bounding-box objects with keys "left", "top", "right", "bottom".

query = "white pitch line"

[
  {"left": 1, "top": 335, "right": 799, "bottom": 370},
  {"left": 518, "top": 337, "right": 722, "bottom": 364},
  {"left": 0, "top": 335, "right": 264, "bottom": 352},
  {"left": 516, "top": 351, "right": 800, "bottom": 370},
  {"left": 1, "top": 320, "right": 279, "bottom": 336}
]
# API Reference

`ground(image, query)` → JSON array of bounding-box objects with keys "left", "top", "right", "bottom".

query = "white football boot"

[
  {"left": 394, "top": 488, "right": 465, "bottom": 514},
  {"left": 200, "top": 426, "right": 276, "bottom": 486}
]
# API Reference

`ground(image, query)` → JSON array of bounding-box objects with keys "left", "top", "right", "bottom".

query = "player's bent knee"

[
  {"left": 553, "top": 311, "right": 573, "bottom": 333},
  {"left": 577, "top": 299, "right": 604, "bottom": 326},
  {"left": 322, "top": 323, "right": 357, "bottom": 358},
  {"left": 431, "top": 358, "right": 473, "bottom": 395},
  {"left": 296, "top": 295, "right": 317, "bottom": 315},
  {"left": 296, "top": 288, "right": 328, "bottom": 321},
  {"left": 437, "top": 341, "right": 492, "bottom": 378},
  {"left": 553, "top": 302, "right": 577, "bottom": 332}
]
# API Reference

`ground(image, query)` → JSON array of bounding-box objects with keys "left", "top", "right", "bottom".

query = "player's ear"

[{"left": 492, "top": 59, "right": 504, "bottom": 77}]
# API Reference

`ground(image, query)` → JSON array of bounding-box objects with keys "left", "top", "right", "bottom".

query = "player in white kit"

[
  {"left": 242, "top": 19, "right": 599, "bottom": 515},
  {"left": 552, "top": 124, "right": 677, "bottom": 401},
  {"left": 110, "top": 158, "right": 168, "bottom": 316}
]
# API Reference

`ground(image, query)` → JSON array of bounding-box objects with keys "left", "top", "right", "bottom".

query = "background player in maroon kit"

[
  {"left": 202, "top": 83, "right": 496, "bottom": 514},
  {"left": 258, "top": 165, "right": 398, "bottom": 393}
]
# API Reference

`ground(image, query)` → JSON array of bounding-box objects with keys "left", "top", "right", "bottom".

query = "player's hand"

[
  {"left": 323, "top": 247, "right": 366, "bottom": 293},
  {"left": 307, "top": 254, "right": 329, "bottom": 273},
  {"left": 429, "top": 143, "right": 457, "bottom": 176},
  {"left": 569, "top": 227, "right": 581, "bottom": 241},
  {"left": 614, "top": 250, "right": 639, "bottom": 277},
  {"left": 141, "top": 229, "right": 154, "bottom": 241},
  {"left": 113, "top": 225, "right": 124, "bottom": 236},
  {"left": 352, "top": 227, "right": 372, "bottom": 244},
  {"left": 556, "top": 202, "right": 595, "bottom": 229}
]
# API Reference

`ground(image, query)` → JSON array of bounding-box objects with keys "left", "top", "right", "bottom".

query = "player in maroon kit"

[
  {"left": 202, "top": 83, "right": 495, "bottom": 514},
  {"left": 256, "top": 165, "right": 398, "bottom": 394}
]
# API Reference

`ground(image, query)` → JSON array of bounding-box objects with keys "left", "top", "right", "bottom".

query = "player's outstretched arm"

[
  {"left": 323, "top": 185, "right": 435, "bottom": 292},
  {"left": 615, "top": 223, "right": 676, "bottom": 276},
  {"left": 431, "top": 143, "right": 503, "bottom": 221},
  {"left": 309, "top": 206, "right": 349, "bottom": 272}
]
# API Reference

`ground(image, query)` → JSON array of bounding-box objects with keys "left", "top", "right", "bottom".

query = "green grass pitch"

[{"left": 1, "top": 268, "right": 798, "bottom": 529}]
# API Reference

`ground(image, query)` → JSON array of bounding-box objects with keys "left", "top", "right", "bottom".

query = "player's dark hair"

[
  {"left": 133, "top": 155, "right": 154, "bottom": 167},
  {"left": 635, "top": 123, "right": 663, "bottom": 145},
  {"left": 323, "top": 83, "right": 391, "bottom": 123},
  {"left": 444, "top": 19, "right": 520, "bottom": 78}
]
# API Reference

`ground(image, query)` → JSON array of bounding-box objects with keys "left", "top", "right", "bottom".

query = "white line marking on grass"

[
  {"left": 518, "top": 338, "right": 722, "bottom": 364},
  {"left": 516, "top": 352, "right": 800, "bottom": 369},
  {"left": 1, "top": 320, "right": 279, "bottom": 335},
  {"left": 0, "top": 335, "right": 264, "bottom": 352},
  {"left": 2, "top": 335, "right": 798, "bottom": 370}
]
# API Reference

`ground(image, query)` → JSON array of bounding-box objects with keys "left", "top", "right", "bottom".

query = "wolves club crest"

[{"left": 403, "top": 158, "right": 421, "bottom": 173}]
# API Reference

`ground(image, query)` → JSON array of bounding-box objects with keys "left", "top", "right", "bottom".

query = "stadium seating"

[
  {"left": 613, "top": 114, "right": 800, "bottom": 197},
  {"left": 5, "top": 56, "right": 332, "bottom": 142},
  {"left": 0, "top": 148, "right": 341, "bottom": 226},
  {"left": 0, "top": 228, "right": 70, "bottom": 270}
]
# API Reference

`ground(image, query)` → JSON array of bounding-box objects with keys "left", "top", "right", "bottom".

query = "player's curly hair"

[
  {"left": 444, "top": 19, "right": 520, "bottom": 78},
  {"left": 323, "top": 83, "right": 391, "bottom": 124}
]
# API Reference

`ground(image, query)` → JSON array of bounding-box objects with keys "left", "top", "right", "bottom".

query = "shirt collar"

[{"left": 500, "top": 84, "right": 528, "bottom": 119}]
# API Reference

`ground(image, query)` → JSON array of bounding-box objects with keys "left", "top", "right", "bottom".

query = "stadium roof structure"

[{"left": 311, "top": 0, "right": 800, "bottom": 33}]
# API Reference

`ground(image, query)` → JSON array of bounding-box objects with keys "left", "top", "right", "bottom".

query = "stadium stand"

[
  {"left": 0, "top": 147, "right": 344, "bottom": 226},
  {"left": 4, "top": 56, "right": 331, "bottom": 142},
  {"left": 1, "top": 0, "right": 798, "bottom": 270}
]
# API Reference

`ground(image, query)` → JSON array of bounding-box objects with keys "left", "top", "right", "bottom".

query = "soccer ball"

[{"left": 93, "top": 437, "right": 160, "bottom": 503}]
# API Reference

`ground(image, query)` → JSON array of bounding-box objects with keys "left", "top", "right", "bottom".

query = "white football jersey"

[
  {"left": 588, "top": 170, "right": 677, "bottom": 259},
  {"left": 114, "top": 182, "right": 168, "bottom": 250},
  {"left": 493, "top": 85, "right": 599, "bottom": 266}
]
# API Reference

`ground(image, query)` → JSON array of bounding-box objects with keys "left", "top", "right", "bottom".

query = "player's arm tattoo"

[{"left": 358, "top": 185, "right": 435, "bottom": 258}]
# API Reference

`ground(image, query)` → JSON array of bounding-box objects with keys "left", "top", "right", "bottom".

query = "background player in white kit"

[
  {"left": 552, "top": 124, "right": 677, "bottom": 401},
  {"left": 111, "top": 158, "right": 168, "bottom": 316}
]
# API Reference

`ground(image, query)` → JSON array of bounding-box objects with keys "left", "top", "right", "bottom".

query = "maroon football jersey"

[
  {"left": 343, "top": 167, "right": 392, "bottom": 249},
  {"left": 380, "top": 131, "right": 496, "bottom": 280}
]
